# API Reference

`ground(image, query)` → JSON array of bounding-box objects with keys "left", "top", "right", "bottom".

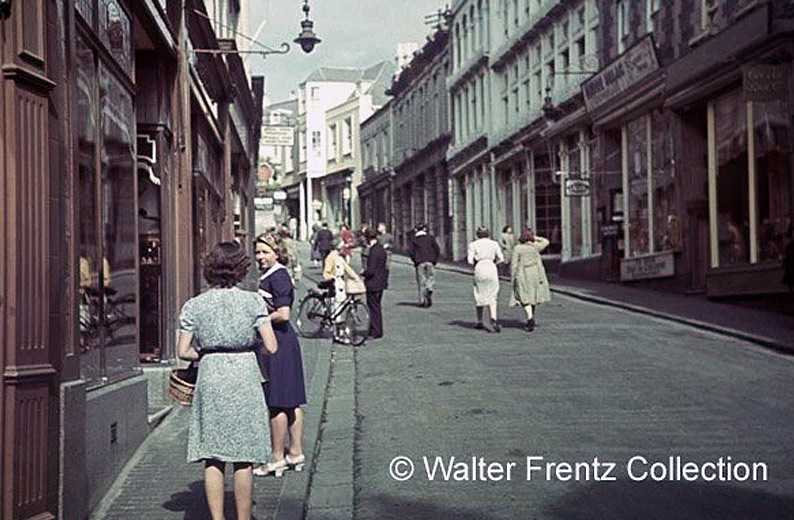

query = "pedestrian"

[
  {"left": 467, "top": 226, "right": 505, "bottom": 332},
  {"left": 358, "top": 223, "right": 371, "bottom": 269},
  {"left": 362, "top": 227, "right": 388, "bottom": 339},
  {"left": 176, "top": 241, "right": 277, "bottom": 520},
  {"left": 783, "top": 223, "right": 794, "bottom": 292},
  {"left": 409, "top": 223, "right": 441, "bottom": 307},
  {"left": 309, "top": 223, "right": 321, "bottom": 268},
  {"left": 499, "top": 225, "right": 515, "bottom": 277},
  {"left": 323, "top": 238, "right": 365, "bottom": 343},
  {"left": 511, "top": 228, "right": 551, "bottom": 332},
  {"left": 279, "top": 227, "right": 302, "bottom": 284},
  {"left": 339, "top": 224, "right": 355, "bottom": 262},
  {"left": 377, "top": 222, "right": 394, "bottom": 288},
  {"left": 253, "top": 234, "right": 307, "bottom": 478},
  {"left": 314, "top": 222, "right": 334, "bottom": 262}
]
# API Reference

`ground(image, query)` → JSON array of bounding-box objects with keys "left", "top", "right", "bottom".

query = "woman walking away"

[
  {"left": 500, "top": 225, "right": 516, "bottom": 277},
  {"left": 511, "top": 228, "right": 551, "bottom": 332},
  {"left": 467, "top": 226, "right": 505, "bottom": 332},
  {"left": 253, "top": 234, "right": 308, "bottom": 477},
  {"left": 177, "top": 241, "right": 277, "bottom": 520}
]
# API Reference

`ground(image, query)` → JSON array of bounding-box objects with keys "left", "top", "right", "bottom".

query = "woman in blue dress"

[{"left": 253, "top": 233, "right": 308, "bottom": 477}]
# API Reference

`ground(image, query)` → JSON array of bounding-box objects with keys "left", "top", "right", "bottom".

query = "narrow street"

[
  {"left": 351, "top": 257, "right": 794, "bottom": 519},
  {"left": 91, "top": 250, "right": 794, "bottom": 519}
]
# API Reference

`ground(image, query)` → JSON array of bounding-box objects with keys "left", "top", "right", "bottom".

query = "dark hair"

[
  {"left": 203, "top": 241, "right": 250, "bottom": 287},
  {"left": 365, "top": 228, "right": 378, "bottom": 241},
  {"left": 519, "top": 228, "right": 535, "bottom": 243},
  {"left": 476, "top": 226, "right": 490, "bottom": 239},
  {"left": 502, "top": 225, "right": 512, "bottom": 233},
  {"left": 256, "top": 233, "right": 290, "bottom": 266}
]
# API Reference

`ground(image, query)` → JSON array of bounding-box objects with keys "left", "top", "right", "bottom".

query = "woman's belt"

[{"left": 199, "top": 346, "right": 258, "bottom": 357}]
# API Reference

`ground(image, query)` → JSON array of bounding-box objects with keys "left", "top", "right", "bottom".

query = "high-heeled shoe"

[
  {"left": 285, "top": 453, "right": 306, "bottom": 472},
  {"left": 253, "top": 459, "right": 287, "bottom": 477}
]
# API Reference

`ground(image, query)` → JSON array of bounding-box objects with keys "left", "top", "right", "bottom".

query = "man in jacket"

[
  {"left": 409, "top": 223, "right": 441, "bottom": 307},
  {"left": 361, "top": 228, "right": 387, "bottom": 339},
  {"left": 314, "top": 222, "right": 334, "bottom": 262},
  {"left": 377, "top": 222, "right": 394, "bottom": 289}
]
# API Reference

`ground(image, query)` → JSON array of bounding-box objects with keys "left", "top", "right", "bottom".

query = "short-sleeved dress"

[
  {"left": 178, "top": 287, "right": 272, "bottom": 463},
  {"left": 258, "top": 264, "right": 307, "bottom": 409}
]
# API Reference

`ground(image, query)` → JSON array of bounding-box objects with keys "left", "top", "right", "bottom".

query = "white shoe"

[
  {"left": 286, "top": 454, "right": 306, "bottom": 472},
  {"left": 253, "top": 459, "right": 287, "bottom": 477}
]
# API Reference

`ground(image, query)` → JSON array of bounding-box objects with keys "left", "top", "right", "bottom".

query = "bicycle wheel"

[
  {"left": 344, "top": 300, "right": 370, "bottom": 346},
  {"left": 296, "top": 294, "right": 327, "bottom": 338}
]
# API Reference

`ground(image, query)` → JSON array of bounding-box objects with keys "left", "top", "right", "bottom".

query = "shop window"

[
  {"left": 77, "top": 36, "right": 138, "bottom": 385},
  {"left": 626, "top": 117, "right": 650, "bottom": 256},
  {"left": 754, "top": 100, "right": 792, "bottom": 261},
  {"left": 565, "top": 135, "right": 583, "bottom": 258},
  {"left": 652, "top": 112, "right": 678, "bottom": 252},
  {"left": 535, "top": 155, "right": 562, "bottom": 254},
  {"left": 714, "top": 90, "right": 750, "bottom": 265}
]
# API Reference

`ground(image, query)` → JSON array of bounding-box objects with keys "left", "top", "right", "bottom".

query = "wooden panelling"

[
  {"left": 7, "top": 385, "right": 50, "bottom": 519},
  {"left": 17, "top": 0, "right": 45, "bottom": 67}
]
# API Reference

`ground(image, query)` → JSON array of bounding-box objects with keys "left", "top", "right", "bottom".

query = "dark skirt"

[{"left": 262, "top": 321, "right": 307, "bottom": 409}]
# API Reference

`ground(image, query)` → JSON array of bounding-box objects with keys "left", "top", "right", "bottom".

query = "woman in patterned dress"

[
  {"left": 253, "top": 234, "right": 308, "bottom": 477},
  {"left": 177, "top": 241, "right": 277, "bottom": 520}
]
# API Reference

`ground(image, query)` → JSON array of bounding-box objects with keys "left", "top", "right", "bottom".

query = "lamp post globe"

[{"left": 294, "top": 19, "right": 321, "bottom": 53}]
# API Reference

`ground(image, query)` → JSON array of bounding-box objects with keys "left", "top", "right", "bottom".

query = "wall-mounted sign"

[
  {"left": 582, "top": 35, "right": 660, "bottom": 114},
  {"left": 262, "top": 126, "right": 295, "bottom": 147},
  {"left": 743, "top": 64, "right": 789, "bottom": 102},
  {"left": 272, "top": 190, "right": 287, "bottom": 201},
  {"left": 620, "top": 251, "right": 675, "bottom": 281},
  {"left": 565, "top": 179, "right": 591, "bottom": 197}
]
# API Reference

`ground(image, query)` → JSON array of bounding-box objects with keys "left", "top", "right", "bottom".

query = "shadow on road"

[
  {"left": 161, "top": 480, "right": 265, "bottom": 520},
  {"left": 447, "top": 320, "right": 480, "bottom": 330},
  {"left": 396, "top": 302, "right": 427, "bottom": 308},
  {"left": 357, "top": 493, "right": 505, "bottom": 520},
  {"left": 544, "top": 481, "right": 794, "bottom": 520}
]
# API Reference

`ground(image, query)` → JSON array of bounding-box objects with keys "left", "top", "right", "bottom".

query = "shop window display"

[
  {"left": 652, "top": 112, "right": 678, "bottom": 252},
  {"left": 626, "top": 117, "right": 650, "bottom": 256},
  {"left": 715, "top": 90, "right": 750, "bottom": 266},
  {"left": 753, "top": 100, "right": 791, "bottom": 262}
]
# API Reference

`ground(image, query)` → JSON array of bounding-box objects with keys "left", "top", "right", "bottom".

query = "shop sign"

[
  {"left": 601, "top": 224, "right": 620, "bottom": 238},
  {"left": 273, "top": 190, "right": 287, "bottom": 201},
  {"left": 262, "top": 126, "right": 295, "bottom": 146},
  {"left": 582, "top": 36, "right": 660, "bottom": 114},
  {"left": 620, "top": 251, "right": 675, "bottom": 281},
  {"left": 743, "top": 64, "right": 789, "bottom": 102},
  {"left": 565, "top": 178, "right": 591, "bottom": 197}
]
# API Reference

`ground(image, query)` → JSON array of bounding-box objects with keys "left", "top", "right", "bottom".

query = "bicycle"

[{"left": 295, "top": 279, "right": 370, "bottom": 346}]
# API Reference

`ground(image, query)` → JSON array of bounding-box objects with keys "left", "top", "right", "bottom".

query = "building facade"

[
  {"left": 295, "top": 63, "right": 393, "bottom": 237},
  {"left": 389, "top": 27, "right": 453, "bottom": 255},
  {"left": 359, "top": 101, "right": 396, "bottom": 232},
  {"left": 0, "top": 1, "right": 263, "bottom": 518}
]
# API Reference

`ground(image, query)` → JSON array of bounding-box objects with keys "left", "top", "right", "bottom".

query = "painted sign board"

[
  {"left": 620, "top": 251, "right": 675, "bottom": 281},
  {"left": 262, "top": 126, "right": 295, "bottom": 146}
]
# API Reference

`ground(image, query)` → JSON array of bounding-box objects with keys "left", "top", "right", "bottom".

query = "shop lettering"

[{"left": 620, "top": 252, "right": 674, "bottom": 281}]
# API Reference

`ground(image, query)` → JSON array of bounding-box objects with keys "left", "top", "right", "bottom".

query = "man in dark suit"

[
  {"left": 314, "top": 222, "right": 334, "bottom": 262},
  {"left": 361, "top": 228, "right": 387, "bottom": 339},
  {"left": 408, "top": 223, "right": 441, "bottom": 307}
]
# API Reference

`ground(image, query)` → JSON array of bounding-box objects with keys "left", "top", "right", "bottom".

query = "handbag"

[
  {"left": 169, "top": 365, "right": 198, "bottom": 406},
  {"left": 345, "top": 273, "right": 367, "bottom": 295}
]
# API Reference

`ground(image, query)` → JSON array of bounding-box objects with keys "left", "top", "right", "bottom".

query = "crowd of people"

[{"left": 174, "top": 220, "right": 551, "bottom": 519}]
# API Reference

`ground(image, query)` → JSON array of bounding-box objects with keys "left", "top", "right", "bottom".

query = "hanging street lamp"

[{"left": 294, "top": 0, "right": 321, "bottom": 54}]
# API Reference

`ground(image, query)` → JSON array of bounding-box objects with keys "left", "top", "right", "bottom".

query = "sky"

[{"left": 246, "top": 0, "right": 449, "bottom": 103}]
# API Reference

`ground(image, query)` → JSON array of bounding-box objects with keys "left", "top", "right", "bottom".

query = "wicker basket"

[{"left": 169, "top": 367, "right": 197, "bottom": 406}]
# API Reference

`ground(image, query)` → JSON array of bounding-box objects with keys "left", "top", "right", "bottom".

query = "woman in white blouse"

[{"left": 467, "top": 226, "right": 505, "bottom": 332}]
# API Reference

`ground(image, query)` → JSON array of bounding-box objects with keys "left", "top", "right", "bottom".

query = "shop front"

[{"left": 665, "top": 3, "right": 793, "bottom": 298}]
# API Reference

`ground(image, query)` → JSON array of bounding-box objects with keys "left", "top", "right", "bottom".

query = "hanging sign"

[{"left": 565, "top": 178, "right": 591, "bottom": 197}]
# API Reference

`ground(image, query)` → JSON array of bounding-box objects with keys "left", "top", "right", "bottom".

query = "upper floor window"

[
  {"left": 645, "top": 0, "right": 660, "bottom": 33},
  {"left": 617, "top": 0, "right": 629, "bottom": 54},
  {"left": 700, "top": 0, "right": 718, "bottom": 32},
  {"left": 310, "top": 87, "right": 320, "bottom": 100}
]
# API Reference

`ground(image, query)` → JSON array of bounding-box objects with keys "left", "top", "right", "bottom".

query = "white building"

[
  {"left": 296, "top": 63, "right": 394, "bottom": 236},
  {"left": 447, "top": 0, "right": 600, "bottom": 261}
]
